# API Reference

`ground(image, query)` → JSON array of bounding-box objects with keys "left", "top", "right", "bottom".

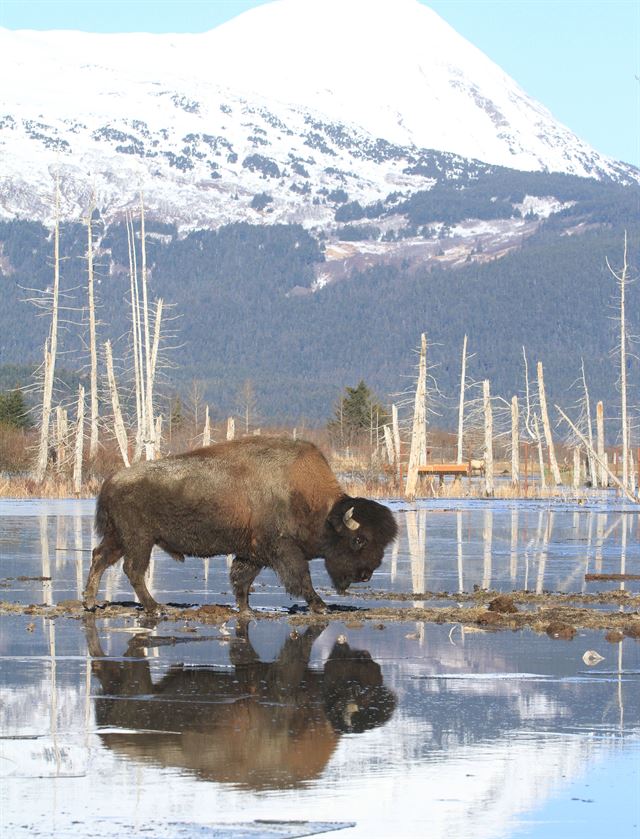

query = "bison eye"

[{"left": 352, "top": 534, "right": 367, "bottom": 550}]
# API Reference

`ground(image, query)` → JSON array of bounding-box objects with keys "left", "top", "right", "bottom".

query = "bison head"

[
  {"left": 322, "top": 641, "right": 396, "bottom": 733},
  {"left": 322, "top": 496, "right": 397, "bottom": 594}
]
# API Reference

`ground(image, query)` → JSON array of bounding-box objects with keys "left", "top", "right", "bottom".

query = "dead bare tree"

[
  {"left": 537, "top": 361, "right": 562, "bottom": 485},
  {"left": 483, "top": 379, "right": 494, "bottom": 496},
  {"left": 202, "top": 405, "right": 211, "bottom": 447},
  {"left": 580, "top": 359, "right": 599, "bottom": 487},
  {"left": 533, "top": 414, "right": 547, "bottom": 490},
  {"left": 596, "top": 400, "right": 606, "bottom": 487},
  {"left": 456, "top": 334, "right": 468, "bottom": 464},
  {"left": 104, "top": 340, "right": 130, "bottom": 467},
  {"left": 72, "top": 385, "right": 85, "bottom": 495},
  {"left": 391, "top": 403, "right": 401, "bottom": 480},
  {"left": 34, "top": 176, "right": 61, "bottom": 481},
  {"left": 237, "top": 379, "right": 258, "bottom": 435},
  {"left": 511, "top": 395, "right": 519, "bottom": 487},
  {"left": 557, "top": 405, "right": 638, "bottom": 503},
  {"left": 606, "top": 232, "right": 633, "bottom": 492},
  {"left": 121, "top": 202, "right": 167, "bottom": 461},
  {"left": 85, "top": 199, "right": 99, "bottom": 461},
  {"left": 405, "top": 333, "right": 427, "bottom": 498},
  {"left": 127, "top": 210, "right": 144, "bottom": 460},
  {"left": 55, "top": 405, "right": 68, "bottom": 473}
]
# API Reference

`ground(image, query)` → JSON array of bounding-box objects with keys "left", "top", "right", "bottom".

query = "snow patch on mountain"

[{"left": 0, "top": 0, "right": 637, "bottom": 227}]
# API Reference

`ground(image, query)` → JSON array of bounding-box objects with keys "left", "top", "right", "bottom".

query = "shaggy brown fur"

[{"left": 84, "top": 437, "right": 397, "bottom": 613}]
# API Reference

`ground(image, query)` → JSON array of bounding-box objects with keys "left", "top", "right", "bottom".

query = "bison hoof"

[{"left": 309, "top": 601, "right": 328, "bottom": 615}]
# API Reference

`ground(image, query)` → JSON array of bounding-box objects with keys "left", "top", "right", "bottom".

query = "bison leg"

[
  {"left": 230, "top": 556, "right": 262, "bottom": 614},
  {"left": 83, "top": 534, "right": 123, "bottom": 610},
  {"left": 122, "top": 546, "right": 160, "bottom": 613},
  {"left": 272, "top": 544, "right": 327, "bottom": 614}
]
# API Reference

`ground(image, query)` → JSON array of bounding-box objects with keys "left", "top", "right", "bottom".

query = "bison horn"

[
  {"left": 343, "top": 507, "right": 360, "bottom": 530},
  {"left": 343, "top": 701, "right": 360, "bottom": 727}
]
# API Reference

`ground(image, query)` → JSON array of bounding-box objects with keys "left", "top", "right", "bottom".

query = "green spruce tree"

[
  {"left": 0, "top": 389, "right": 30, "bottom": 429},
  {"left": 328, "top": 380, "right": 388, "bottom": 447}
]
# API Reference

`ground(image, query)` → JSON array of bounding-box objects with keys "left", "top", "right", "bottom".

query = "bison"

[
  {"left": 85, "top": 619, "right": 396, "bottom": 788},
  {"left": 84, "top": 437, "right": 397, "bottom": 613}
]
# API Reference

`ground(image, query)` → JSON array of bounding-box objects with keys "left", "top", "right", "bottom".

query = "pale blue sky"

[{"left": 2, "top": 0, "right": 638, "bottom": 166}]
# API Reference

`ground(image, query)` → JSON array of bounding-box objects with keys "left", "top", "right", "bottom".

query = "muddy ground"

[{"left": 2, "top": 587, "right": 639, "bottom": 641}]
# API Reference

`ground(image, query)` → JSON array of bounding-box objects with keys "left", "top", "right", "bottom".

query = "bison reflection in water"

[
  {"left": 84, "top": 437, "right": 397, "bottom": 614},
  {"left": 86, "top": 620, "right": 396, "bottom": 789}
]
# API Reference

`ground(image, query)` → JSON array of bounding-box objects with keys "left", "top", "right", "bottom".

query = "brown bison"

[
  {"left": 85, "top": 620, "right": 396, "bottom": 789},
  {"left": 84, "top": 437, "right": 397, "bottom": 613}
]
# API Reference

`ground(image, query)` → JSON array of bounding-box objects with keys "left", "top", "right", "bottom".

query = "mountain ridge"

[{"left": 1, "top": 0, "right": 638, "bottom": 229}]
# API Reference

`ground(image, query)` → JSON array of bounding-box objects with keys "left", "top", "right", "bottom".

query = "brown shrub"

[{"left": 0, "top": 424, "right": 34, "bottom": 473}]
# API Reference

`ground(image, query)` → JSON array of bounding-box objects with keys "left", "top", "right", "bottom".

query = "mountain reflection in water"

[{"left": 86, "top": 619, "right": 396, "bottom": 789}]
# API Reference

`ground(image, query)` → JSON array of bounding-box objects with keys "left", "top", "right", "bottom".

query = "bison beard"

[{"left": 83, "top": 437, "right": 397, "bottom": 613}]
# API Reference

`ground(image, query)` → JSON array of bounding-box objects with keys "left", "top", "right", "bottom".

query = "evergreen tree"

[
  {"left": 0, "top": 389, "right": 30, "bottom": 429},
  {"left": 328, "top": 380, "right": 388, "bottom": 446}
]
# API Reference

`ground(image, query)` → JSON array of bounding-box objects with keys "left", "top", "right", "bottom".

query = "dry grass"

[
  {"left": 341, "top": 474, "right": 595, "bottom": 502},
  {"left": 0, "top": 431, "right": 623, "bottom": 503},
  {"left": 0, "top": 474, "right": 102, "bottom": 499},
  {"left": 0, "top": 467, "right": 602, "bottom": 503}
]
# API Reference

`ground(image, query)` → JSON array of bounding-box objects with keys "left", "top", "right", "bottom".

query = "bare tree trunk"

[
  {"left": 405, "top": 333, "right": 427, "bottom": 499},
  {"left": 456, "top": 334, "right": 467, "bottom": 464},
  {"left": 35, "top": 178, "right": 61, "bottom": 481},
  {"left": 511, "top": 395, "right": 519, "bottom": 487},
  {"left": 226, "top": 417, "right": 235, "bottom": 441},
  {"left": 86, "top": 202, "right": 99, "bottom": 461},
  {"left": 55, "top": 405, "right": 68, "bottom": 474},
  {"left": 203, "top": 405, "right": 211, "bottom": 447},
  {"left": 572, "top": 446, "right": 581, "bottom": 490},
  {"left": 606, "top": 233, "right": 630, "bottom": 491},
  {"left": 628, "top": 419, "right": 636, "bottom": 492},
  {"left": 596, "top": 400, "right": 606, "bottom": 488},
  {"left": 383, "top": 425, "right": 395, "bottom": 466},
  {"left": 620, "top": 234, "right": 629, "bottom": 491},
  {"left": 581, "top": 359, "right": 598, "bottom": 487},
  {"left": 537, "top": 361, "right": 562, "bottom": 485},
  {"left": 522, "top": 346, "right": 534, "bottom": 440},
  {"left": 533, "top": 415, "right": 547, "bottom": 490},
  {"left": 154, "top": 414, "right": 163, "bottom": 455},
  {"left": 144, "top": 298, "right": 164, "bottom": 460},
  {"left": 392, "top": 403, "right": 401, "bottom": 481},
  {"left": 483, "top": 379, "right": 494, "bottom": 496},
  {"left": 140, "top": 194, "right": 154, "bottom": 459},
  {"left": 127, "top": 213, "right": 144, "bottom": 461},
  {"left": 149, "top": 299, "right": 164, "bottom": 389},
  {"left": 556, "top": 405, "right": 638, "bottom": 503},
  {"left": 104, "top": 341, "right": 130, "bottom": 467},
  {"left": 73, "top": 385, "right": 85, "bottom": 495}
]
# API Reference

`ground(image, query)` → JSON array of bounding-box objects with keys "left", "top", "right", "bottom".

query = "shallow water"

[
  {"left": 0, "top": 498, "right": 637, "bottom": 609},
  {"left": 1, "top": 498, "right": 639, "bottom": 838}
]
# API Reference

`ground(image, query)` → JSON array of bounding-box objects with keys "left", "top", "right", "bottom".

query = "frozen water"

[
  {"left": 0, "top": 498, "right": 639, "bottom": 838},
  {"left": 0, "top": 498, "right": 637, "bottom": 609}
]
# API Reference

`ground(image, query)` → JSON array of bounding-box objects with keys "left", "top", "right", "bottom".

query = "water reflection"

[
  {"left": 0, "top": 500, "right": 637, "bottom": 607},
  {"left": 396, "top": 503, "right": 640, "bottom": 596},
  {"left": 1, "top": 613, "right": 638, "bottom": 838},
  {"left": 85, "top": 619, "right": 396, "bottom": 790}
]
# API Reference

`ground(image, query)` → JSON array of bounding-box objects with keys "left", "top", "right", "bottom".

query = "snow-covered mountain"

[{"left": 0, "top": 0, "right": 637, "bottom": 227}]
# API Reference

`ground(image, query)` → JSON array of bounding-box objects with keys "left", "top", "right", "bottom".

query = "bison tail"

[{"left": 94, "top": 480, "right": 115, "bottom": 539}]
